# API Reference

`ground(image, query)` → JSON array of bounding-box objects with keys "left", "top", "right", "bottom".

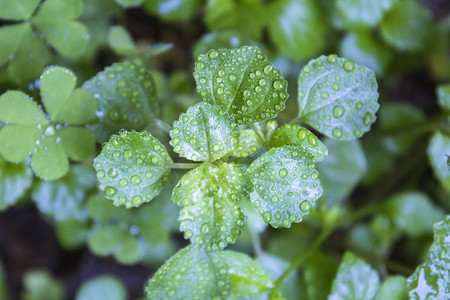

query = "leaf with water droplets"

[
  {"left": 0, "top": 0, "right": 40, "bottom": 20},
  {"left": 83, "top": 61, "right": 159, "bottom": 142},
  {"left": 194, "top": 45, "right": 288, "bottom": 125},
  {"left": 146, "top": 245, "right": 272, "bottom": 299},
  {"left": 169, "top": 102, "right": 238, "bottom": 162},
  {"left": 93, "top": 131, "right": 172, "bottom": 208},
  {"left": 267, "top": 124, "right": 328, "bottom": 161},
  {"left": 407, "top": 215, "right": 450, "bottom": 299},
  {"left": 427, "top": 132, "right": 450, "bottom": 192},
  {"left": 247, "top": 145, "right": 323, "bottom": 228},
  {"left": 231, "top": 128, "right": 263, "bottom": 158},
  {"left": 31, "top": 134, "right": 69, "bottom": 180},
  {"left": 0, "top": 155, "right": 33, "bottom": 211},
  {"left": 172, "top": 162, "right": 250, "bottom": 250},
  {"left": 76, "top": 275, "right": 127, "bottom": 300},
  {"left": 0, "top": 23, "right": 31, "bottom": 67},
  {"left": 0, "top": 91, "right": 48, "bottom": 124},
  {"left": 297, "top": 54, "right": 379, "bottom": 140},
  {"left": 328, "top": 252, "right": 380, "bottom": 300}
]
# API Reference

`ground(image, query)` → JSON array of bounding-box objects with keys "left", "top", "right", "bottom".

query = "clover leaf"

[
  {"left": 93, "top": 131, "right": 173, "bottom": 208},
  {"left": 169, "top": 102, "right": 238, "bottom": 162},
  {"left": 194, "top": 46, "right": 288, "bottom": 125},
  {"left": 0, "top": 66, "right": 97, "bottom": 180},
  {"left": 247, "top": 145, "right": 323, "bottom": 228},
  {"left": 297, "top": 54, "right": 379, "bottom": 140},
  {"left": 0, "top": 0, "right": 89, "bottom": 83},
  {"left": 172, "top": 162, "right": 250, "bottom": 250}
]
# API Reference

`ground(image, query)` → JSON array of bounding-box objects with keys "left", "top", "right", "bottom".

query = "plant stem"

[
  {"left": 172, "top": 162, "right": 201, "bottom": 169},
  {"left": 154, "top": 118, "right": 172, "bottom": 133},
  {"left": 252, "top": 123, "right": 266, "bottom": 142},
  {"left": 269, "top": 226, "right": 333, "bottom": 297}
]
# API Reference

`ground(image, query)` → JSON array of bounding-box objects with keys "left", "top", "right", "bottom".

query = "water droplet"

[
  {"left": 195, "top": 236, "right": 204, "bottom": 244},
  {"left": 312, "top": 172, "right": 319, "bottom": 179},
  {"left": 343, "top": 61, "right": 355, "bottom": 72},
  {"left": 307, "top": 134, "right": 318, "bottom": 147},
  {"left": 94, "top": 162, "right": 101, "bottom": 169},
  {"left": 96, "top": 170, "right": 105, "bottom": 179},
  {"left": 363, "top": 112, "right": 373, "bottom": 126},
  {"left": 300, "top": 201, "right": 312, "bottom": 212},
  {"left": 356, "top": 102, "right": 362, "bottom": 109},
  {"left": 243, "top": 90, "right": 251, "bottom": 97},
  {"left": 332, "top": 128, "right": 343, "bottom": 138},
  {"left": 333, "top": 106, "right": 345, "bottom": 118},
  {"left": 304, "top": 66, "right": 311, "bottom": 73},
  {"left": 264, "top": 64, "right": 273, "bottom": 74},
  {"left": 201, "top": 224, "right": 209, "bottom": 234},
  {"left": 109, "top": 108, "right": 120, "bottom": 121},
  {"left": 209, "top": 50, "right": 219, "bottom": 58},
  {"left": 254, "top": 200, "right": 261, "bottom": 208},
  {"left": 107, "top": 168, "right": 118, "bottom": 178},
  {"left": 273, "top": 81, "right": 284, "bottom": 90},
  {"left": 263, "top": 212, "right": 272, "bottom": 223},
  {"left": 196, "top": 62, "right": 205, "bottom": 70},
  {"left": 332, "top": 83, "right": 340, "bottom": 90},
  {"left": 220, "top": 225, "right": 227, "bottom": 232},
  {"left": 131, "top": 175, "right": 141, "bottom": 185},
  {"left": 327, "top": 55, "right": 338, "bottom": 64},
  {"left": 124, "top": 149, "right": 133, "bottom": 158},
  {"left": 321, "top": 92, "right": 329, "bottom": 99},
  {"left": 105, "top": 186, "right": 117, "bottom": 197},
  {"left": 279, "top": 168, "right": 288, "bottom": 178},
  {"left": 44, "top": 126, "right": 55, "bottom": 136},
  {"left": 297, "top": 129, "right": 308, "bottom": 141},
  {"left": 217, "top": 88, "right": 224, "bottom": 95},
  {"left": 184, "top": 230, "right": 193, "bottom": 238},
  {"left": 120, "top": 179, "right": 128, "bottom": 186},
  {"left": 272, "top": 195, "right": 279, "bottom": 203}
]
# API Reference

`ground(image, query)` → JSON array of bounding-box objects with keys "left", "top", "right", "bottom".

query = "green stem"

[
  {"left": 288, "top": 115, "right": 302, "bottom": 125},
  {"left": 154, "top": 119, "right": 172, "bottom": 133},
  {"left": 171, "top": 162, "right": 201, "bottom": 169},
  {"left": 252, "top": 123, "right": 266, "bottom": 142},
  {"left": 270, "top": 227, "right": 333, "bottom": 297}
]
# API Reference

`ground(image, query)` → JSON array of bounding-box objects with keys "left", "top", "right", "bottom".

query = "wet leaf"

[
  {"left": 169, "top": 102, "right": 238, "bottom": 162},
  {"left": 247, "top": 145, "right": 323, "bottom": 228},
  {"left": 231, "top": 128, "right": 263, "bottom": 158},
  {"left": 194, "top": 46, "right": 288, "bottom": 125},
  {"left": 31, "top": 135, "right": 69, "bottom": 180},
  {"left": 93, "top": 131, "right": 172, "bottom": 208},
  {"left": 0, "top": 0, "right": 40, "bottom": 20},
  {"left": 297, "top": 54, "right": 379, "bottom": 140}
]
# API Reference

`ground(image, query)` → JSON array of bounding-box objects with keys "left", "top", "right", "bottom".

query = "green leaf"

[
  {"left": 57, "top": 127, "right": 95, "bottom": 161},
  {"left": 267, "top": 0, "right": 327, "bottom": 61},
  {"left": 31, "top": 135, "right": 69, "bottom": 180},
  {"left": 22, "top": 270, "right": 64, "bottom": 300},
  {"left": 375, "top": 276, "right": 408, "bottom": 300},
  {"left": 76, "top": 276, "right": 127, "bottom": 300},
  {"left": 146, "top": 245, "right": 271, "bottom": 299},
  {"left": 7, "top": 30, "right": 51, "bottom": 84},
  {"left": 40, "top": 66, "right": 97, "bottom": 124},
  {"left": 339, "top": 31, "right": 393, "bottom": 75},
  {"left": 31, "top": 164, "right": 95, "bottom": 221},
  {"left": 88, "top": 224, "right": 139, "bottom": 265},
  {"left": 380, "top": 0, "right": 436, "bottom": 51},
  {"left": 54, "top": 218, "right": 89, "bottom": 250},
  {"left": 83, "top": 61, "right": 159, "bottom": 142},
  {"left": 247, "top": 145, "right": 323, "bottom": 228},
  {"left": 328, "top": 252, "right": 380, "bottom": 300},
  {"left": 144, "top": 0, "right": 202, "bottom": 21},
  {"left": 304, "top": 251, "right": 338, "bottom": 300},
  {"left": 318, "top": 138, "right": 367, "bottom": 206},
  {"left": 204, "top": 0, "right": 266, "bottom": 40},
  {"left": 33, "top": 0, "right": 83, "bottom": 20},
  {"left": 407, "top": 216, "right": 450, "bottom": 299},
  {"left": 172, "top": 162, "right": 250, "bottom": 249},
  {"left": 169, "top": 102, "right": 238, "bottom": 162},
  {"left": 437, "top": 84, "right": 450, "bottom": 112},
  {"left": 427, "top": 132, "right": 450, "bottom": 191},
  {"left": 298, "top": 54, "right": 379, "bottom": 140},
  {"left": 336, "top": 0, "right": 397, "bottom": 29},
  {"left": 381, "top": 191, "right": 444, "bottom": 237},
  {"left": 115, "top": 0, "right": 143, "bottom": 8},
  {"left": 194, "top": 46, "right": 288, "bottom": 125},
  {"left": 108, "top": 25, "right": 136, "bottom": 55},
  {"left": 93, "top": 131, "right": 173, "bottom": 208},
  {"left": 86, "top": 193, "right": 128, "bottom": 223},
  {"left": 0, "top": 124, "right": 44, "bottom": 162},
  {"left": 0, "top": 155, "right": 33, "bottom": 210},
  {"left": 218, "top": 250, "right": 273, "bottom": 298},
  {"left": 231, "top": 128, "right": 263, "bottom": 157},
  {"left": 33, "top": 20, "right": 90, "bottom": 57},
  {"left": 0, "top": 23, "right": 30, "bottom": 66},
  {"left": 0, "top": 91, "right": 47, "bottom": 124},
  {"left": 0, "top": 0, "right": 40, "bottom": 20},
  {"left": 267, "top": 124, "right": 328, "bottom": 161}
]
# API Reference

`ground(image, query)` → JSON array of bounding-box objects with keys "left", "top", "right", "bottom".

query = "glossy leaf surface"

[
  {"left": 267, "top": 124, "right": 328, "bottom": 161},
  {"left": 169, "top": 102, "right": 238, "bottom": 162},
  {"left": 172, "top": 162, "right": 250, "bottom": 249},
  {"left": 232, "top": 128, "right": 263, "bottom": 157},
  {"left": 0, "top": 0, "right": 40, "bottom": 20},
  {"left": 0, "top": 91, "right": 47, "bottom": 124},
  {"left": 247, "top": 145, "right": 323, "bottom": 228},
  {"left": 194, "top": 46, "right": 288, "bottom": 125},
  {"left": 407, "top": 216, "right": 450, "bottom": 299},
  {"left": 31, "top": 135, "right": 69, "bottom": 180},
  {"left": 83, "top": 61, "right": 159, "bottom": 142},
  {"left": 328, "top": 252, "right": 380, "bottom": 300},
  {"left": 0, "top": 124, "right": 43, "bottom": 162},
  {"left": 94, "top": 131, "right": 172, "bottom": 208},
  {"left": 427, "top": 132, "right": 450, "bottom": 191},
  {"left": 57, "top": 127, "right": 95, "bottom": 161},
  {"left": 298, "top": 55, "right": 379, "bottom": 140},
  {"left": 75, "top": 275, "right": 127, "bottom": 300}
]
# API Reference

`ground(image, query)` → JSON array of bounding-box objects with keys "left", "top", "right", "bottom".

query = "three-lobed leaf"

[
  {"left": 93, "top": 131, "right": 173, "bottom": 208},
  {"left": 0, "top": 0, "right": 40, "bottom": 20},
  {"left": 297, "top": 54, "right": 379, "bottom": 140},
  {"left": 247, "top": 145, "right": 323, "bottom": 228},
  {"left": 194, "top": 45, "right": 288, "bottom": 125},
  {"left": 169, "top": 102, "right": 238, "bottom": 162},
  {"left": 172, "top": 162, "right": 250, "bottom": 250}
]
